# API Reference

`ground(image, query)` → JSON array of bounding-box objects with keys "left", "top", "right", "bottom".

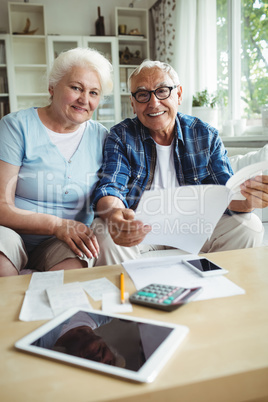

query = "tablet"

[{"left": 15, "top": 307, "right": 189, "bottom": 383}]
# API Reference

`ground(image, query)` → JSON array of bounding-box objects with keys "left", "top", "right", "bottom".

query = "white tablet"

[{"left": 15, "top": 307, "right": 189, "bottom": 383}]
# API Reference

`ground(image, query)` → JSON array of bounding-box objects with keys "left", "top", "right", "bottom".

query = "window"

[{"left": 217, "top": 0, "right": 267, "bottom": 133}]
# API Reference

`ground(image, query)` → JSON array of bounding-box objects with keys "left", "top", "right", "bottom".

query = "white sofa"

[{"left": 228, "top": 145, "right": 268, "bottom": 224}]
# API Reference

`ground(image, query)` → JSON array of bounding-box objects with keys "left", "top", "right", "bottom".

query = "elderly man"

[{"left": 92, "top": 60, "right": 267, "bottom": 265}]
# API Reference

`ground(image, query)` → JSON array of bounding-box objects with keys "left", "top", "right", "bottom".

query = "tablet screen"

[{"left": 15, "top": 308, "right": 189, "bottom": 383}]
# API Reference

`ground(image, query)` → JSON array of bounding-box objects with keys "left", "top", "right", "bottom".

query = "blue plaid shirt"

[{"left": 92, "top": 113, "right": 233, "bottom": 210}]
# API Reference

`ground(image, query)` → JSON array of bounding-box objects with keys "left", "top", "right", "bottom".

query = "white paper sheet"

[
  {"left": 28, "top": 270, "right": 64, "bottom": 290},
  {"left": 19, "top": 271, "right": 64, "bottom": 321},
  {"left": 135, "top": 185, "right": 229, "bottom": 254},
  {"left": 123, "top": 254, "right": 245, "bottom": 301},
  {"left": 46, "top": 282, "right": 92, "bottom": 316},
  {"left": 19, "top": 289, "right": 54, "bottom": 322},
  {"left": 102, "top": 292, "right": 133, "bottom": 313},
  {"left": 81, "top": 277, "right": 120, "bottom": 301},
  {"left": 226, "top": 160, "right": 268, "bottom": 200}
]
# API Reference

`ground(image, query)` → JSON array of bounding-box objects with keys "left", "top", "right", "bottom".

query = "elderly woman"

[{"left": 0, "top": 47, "right": 113, "bottom": 276}]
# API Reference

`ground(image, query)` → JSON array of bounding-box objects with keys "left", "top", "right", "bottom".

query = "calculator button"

[
  {"left": 137, "top": 291, "right": 157, "bottom": 298},
  {"left": 163, "top": 299, "right": 172, "bottom": 304}
]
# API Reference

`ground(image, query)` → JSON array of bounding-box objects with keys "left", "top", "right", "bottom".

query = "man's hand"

[
  {"left": 229, "top": 175, "right": 268, "bottom": 212},
  {"left": 107, "top": 208, "right": 151, "bottom": 247},
  {"left": 54, "top": 219, "right": 99, "bottom": 258}
]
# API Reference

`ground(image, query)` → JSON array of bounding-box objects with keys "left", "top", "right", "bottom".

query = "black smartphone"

[{"left": 182, "top": 258, "right": 228, "bottom": 277}]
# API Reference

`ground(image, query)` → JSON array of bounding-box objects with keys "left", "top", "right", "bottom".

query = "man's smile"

[{"left": 147, "top": 111, "right": 165, "bottom": 117}]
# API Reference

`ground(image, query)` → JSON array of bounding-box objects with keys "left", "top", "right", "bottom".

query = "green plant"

[{"left": 192, "top": 89, "right": 218, "bottom": 109}]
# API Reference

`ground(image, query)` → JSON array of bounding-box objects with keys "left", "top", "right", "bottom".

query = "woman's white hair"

[
  {"left": 48, "top": 47, "right": 113, "bottom": 97},
  {"left": 128, "top": 59, "right": 180, "bottom": 91}
]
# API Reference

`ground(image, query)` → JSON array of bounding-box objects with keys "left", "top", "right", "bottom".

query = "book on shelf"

[
  {"left": 0, "top": 75, "right": 8, "bottom": 93},
  {"left": 0, "top": 43, "right": 6, "bottom": 64},
  {"left": 0, "top": 100, "right": 10, "bottom": 119}
]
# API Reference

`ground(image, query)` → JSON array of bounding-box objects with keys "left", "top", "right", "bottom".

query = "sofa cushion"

[
  {"left": 228, "top": 145, "right": 268, "bottom": 223},
  {"left": 229, "top": 145, "right": 268, "bottom": 173}
]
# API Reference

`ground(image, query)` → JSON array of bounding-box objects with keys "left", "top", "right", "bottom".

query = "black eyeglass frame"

[{"left": 131, "top": 85, "right": 178, "bottom": 103}]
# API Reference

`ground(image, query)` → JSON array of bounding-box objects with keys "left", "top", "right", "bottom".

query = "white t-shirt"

[
  {"left": 46, "top": 123, "right": 86, "bottom": 161},
  {"left": 151, "top": 141, "right": 179, "bottom": 190}
]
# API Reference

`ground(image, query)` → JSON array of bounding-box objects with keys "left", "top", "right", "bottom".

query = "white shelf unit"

[
  {"left": 0, "top": 34, "right": 11, "bottom": 118},
  {"left": 8, "top": 2, "right": 48, "bottom": 111},
  {"left": 47, "top": 35, "right": 83, "bottom": 68},
  {"left": 115, "top": 7, "right": 150, "bottom": 120},
  {"left": 4, "top": 4, "right": 149, "bottom": 122},
  {"left": 83, "top": 36, "right": 121, "bottom": 128}
]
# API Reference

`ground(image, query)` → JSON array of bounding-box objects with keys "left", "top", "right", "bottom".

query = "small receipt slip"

[
  {"left": 46, "top": 282, "right": 91, "bottom": 316},
  {"left": 130, "top": 283, "right": 202, "bottom": 312}
]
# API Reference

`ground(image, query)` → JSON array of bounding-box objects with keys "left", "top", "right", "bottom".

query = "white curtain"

[{"left": 151, "top": 0, "right": 217, "bottom": 115}]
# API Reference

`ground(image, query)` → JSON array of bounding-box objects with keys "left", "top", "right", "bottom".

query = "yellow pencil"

[{"left": 120, "top": 272, "right": 125, "bottom": 304}]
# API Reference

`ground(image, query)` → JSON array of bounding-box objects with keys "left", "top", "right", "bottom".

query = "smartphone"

[{"left": 182, "top": 258, "right": 228, "bottom": 277}]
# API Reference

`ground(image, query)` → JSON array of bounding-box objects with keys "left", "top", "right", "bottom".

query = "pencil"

[{"left": 120, "top": 272, "right": 125, "bottom": 304}]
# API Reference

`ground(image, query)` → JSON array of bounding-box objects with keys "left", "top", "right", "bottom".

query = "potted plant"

[{"left": 192, "top": 89, "right": 219, "bottom": 127}]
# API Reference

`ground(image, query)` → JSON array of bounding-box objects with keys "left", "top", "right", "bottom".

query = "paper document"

[
  {"left": 81, "top": 277, "right": 120, "bottom": 301},
  {"left": 19, "top": 289, "right": 54, "bottom": 322},
  {"left": 19, "top": 271, "right": 64, "bottom": 321},
  {"left": 226, "top": 160, "right": 268, "bottom": 200},
  {"left": 135, "top": 185, "right": 229, "bottom": 254},
  {"left": 46, "top": 282, "right": 92, "bottom": 316},
  {"left": 123, "top": 255, "right": 245, "bottom": 301},
  {"left": 20, "top": 273, "right": 130, "bottom": 321},
  {"left": 20, "top": 272, "right": 92, "bottom": 321},
  {"left": 102, "top": 292, "right": 133, "bottom": 313},
  {"left": 135, "top": 161, "right": 268, "bottom": 253},
  {"left": 28, "top": 270, "right": 64, "bottom": 291}
]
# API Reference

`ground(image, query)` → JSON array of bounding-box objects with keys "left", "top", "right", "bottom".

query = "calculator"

[{"left": 129, "top": 283, "right": 203, "bottom": 312}]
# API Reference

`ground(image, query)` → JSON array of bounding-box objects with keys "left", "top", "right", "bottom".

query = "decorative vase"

[
  {"left": 192, "top": 106, "right": 218, "bottom": 128},
  {"left": 95, "top": 6, "right": 105, "bottom": 36}
]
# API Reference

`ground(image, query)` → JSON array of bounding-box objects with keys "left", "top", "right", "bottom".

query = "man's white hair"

[{"left": 128, "top": 59, "right": 180, "bottom": 92}]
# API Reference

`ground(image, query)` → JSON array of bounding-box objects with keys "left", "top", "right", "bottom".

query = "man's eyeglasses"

[{"left": 131, "top": 85, "right": 177, "bottom": 103}]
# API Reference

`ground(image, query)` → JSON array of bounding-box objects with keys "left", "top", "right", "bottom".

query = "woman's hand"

[{"left": 54, "top": 219, "right": 99, "bottom": 259}]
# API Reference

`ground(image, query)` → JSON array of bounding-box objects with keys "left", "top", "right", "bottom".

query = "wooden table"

[{"left": 0, "top": 247, "right": 268, "bottom": 402}]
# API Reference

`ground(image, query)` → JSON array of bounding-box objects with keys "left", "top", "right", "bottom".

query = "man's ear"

[
  {"left": 177, "top": 85, "right": 183, "bottom": 105},
  {"left": 130, "top": 96, "right": 136, "bottom": 114}
]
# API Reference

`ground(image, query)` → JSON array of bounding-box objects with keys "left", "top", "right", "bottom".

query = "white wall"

[{"left": 0, "top": 0, "right": 156, "bottom": 36}]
